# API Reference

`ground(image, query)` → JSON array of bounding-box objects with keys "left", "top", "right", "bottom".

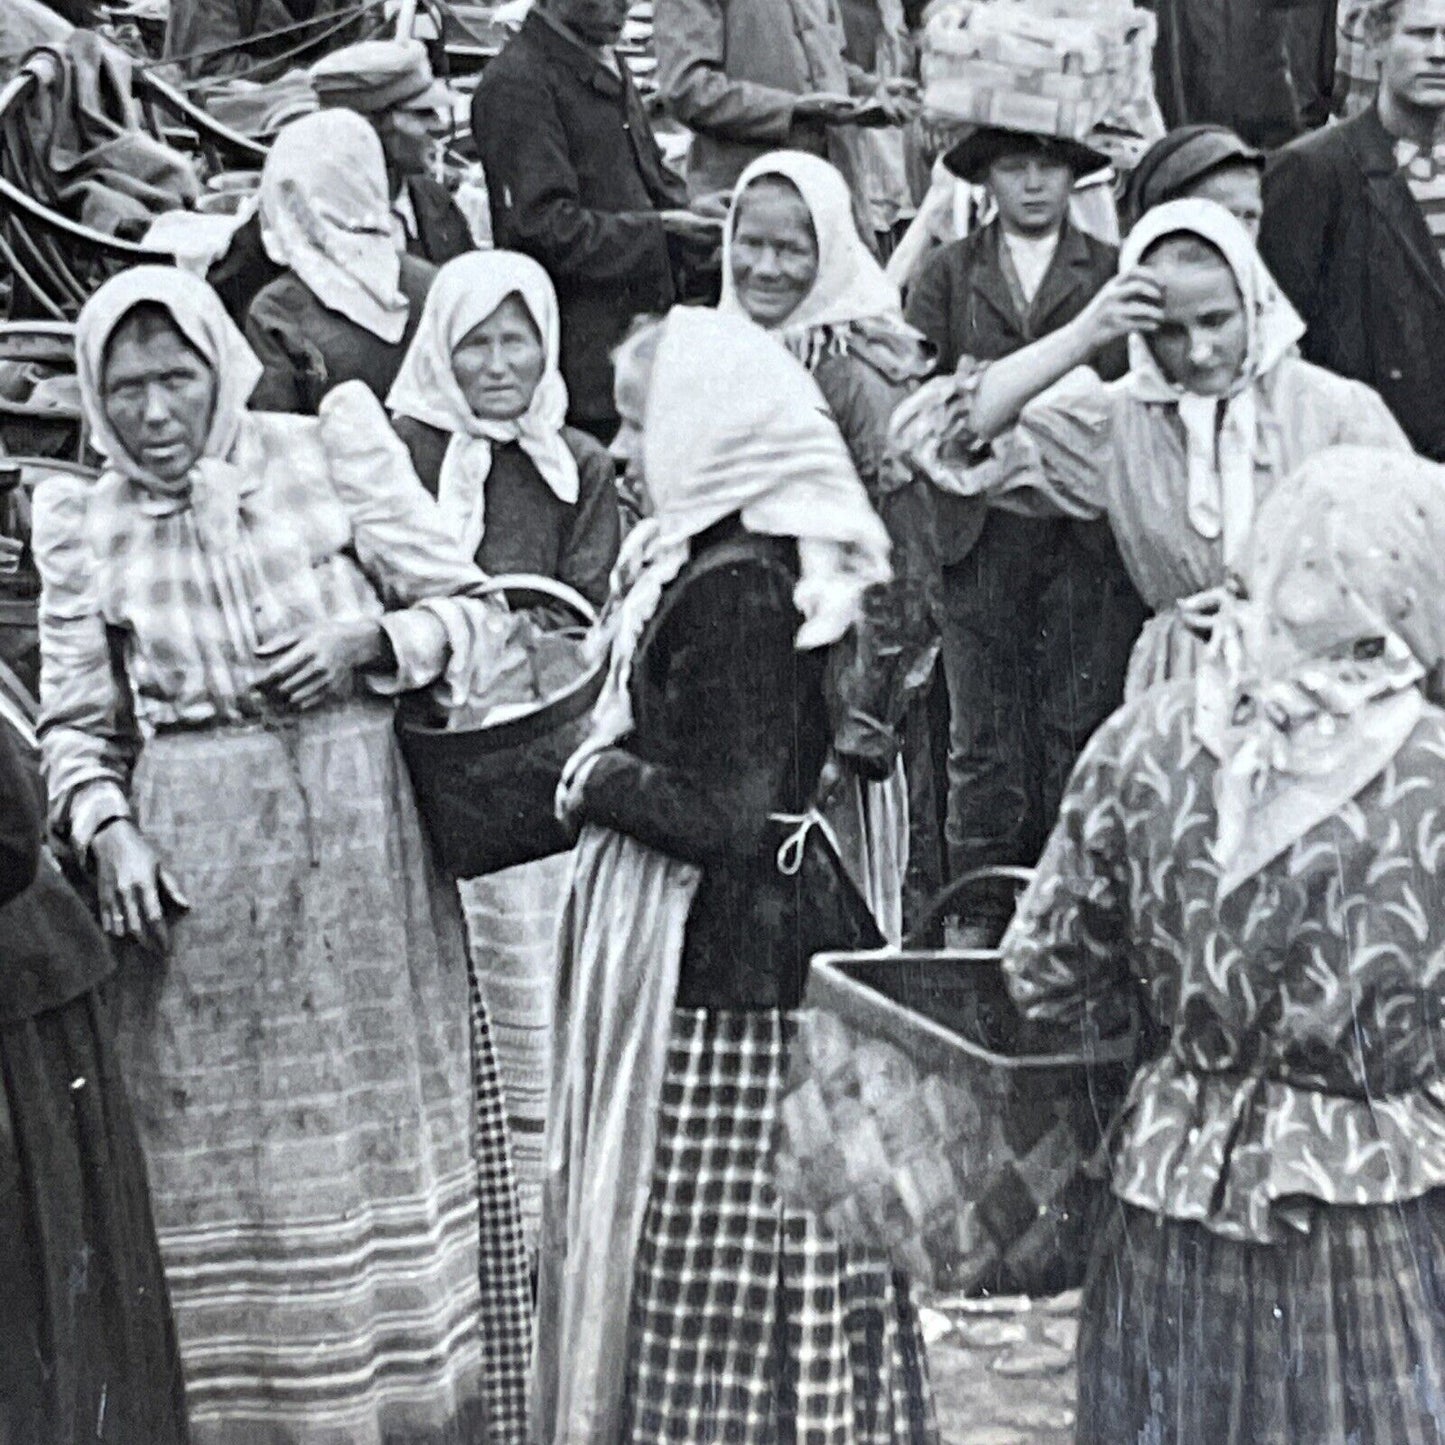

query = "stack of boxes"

[{"left": 921, "top": 0, "right": 1158, "bottom": 149}]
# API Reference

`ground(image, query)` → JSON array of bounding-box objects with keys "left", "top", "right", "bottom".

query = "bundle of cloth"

[{"left": 13, "top": 35, "right": 200, "bottom": 238}]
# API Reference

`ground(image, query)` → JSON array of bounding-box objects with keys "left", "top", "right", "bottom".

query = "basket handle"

[
  {"left": 904, "top": 864, "right": 1037, "bottom": 949},
  {"left": 473, "top": 572, "right": 599, "bottom": 627}
]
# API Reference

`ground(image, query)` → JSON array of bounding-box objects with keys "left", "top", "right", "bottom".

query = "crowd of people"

[{"left": 6, "top": 0, "right": 1445, "bottom": 1442}]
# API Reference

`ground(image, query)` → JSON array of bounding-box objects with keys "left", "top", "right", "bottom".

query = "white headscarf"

[
  {"left": 1119, "top": 198, "right": 1305, "bottom": 567},
  {"left": 566, "top": 307, "right": 891, "bottom": 783},
  {"left": 386, "top": 251, "right": 578, "bottom": 558},
  {"left": 76, "top": 265, "right": 263, "bottom": 551},
  {"left": 258, "top": 111, "right": 410, "bottom": 344},
  {"left": 720, "top": 150, "right": 906, "bottom": 369}
]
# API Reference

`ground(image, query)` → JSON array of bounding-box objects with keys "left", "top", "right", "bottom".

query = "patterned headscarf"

[
  {"left": 77, "top": 265, "right": 263, "bottom": 549},
  {"left": 720, "top": 150, "right": 912, "bottom": 371},
  {"left": 1196, "top": 446, "right": 1445, "bottom": 894},
  {"left": 560, "top": 306, "right": 891, "bottom": 795},
  {"left": 1120, "top": 198, "right": 1305, "bottom": 567},
  {"left": 258, "top": 111, "right": 409, "bottom": 344},
  {"left": 387, "top": 251, "right": 578, "bottom": 558}
]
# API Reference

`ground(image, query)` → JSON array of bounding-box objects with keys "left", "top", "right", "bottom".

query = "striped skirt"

[
  {"left": 622, "top": 1009, "right": 939, "bottom": 1445},
  {"left": 458, "top": 851, "right": 572, "bottom": 1257},
  {"left": 117, "top": 703, "right": 531, "bottom": 1445},
  {"left": 1078, "top": 1194, "right": 1445, "bottom": 1445}
]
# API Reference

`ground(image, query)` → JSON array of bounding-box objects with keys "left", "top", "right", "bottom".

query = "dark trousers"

[{"left": 940, "top": 515, "right": 1145, "bottom": 903}]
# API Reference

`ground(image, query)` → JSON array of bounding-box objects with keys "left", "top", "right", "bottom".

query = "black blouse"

[
  {"left": 393, "top": 418, "right": 622, "bottom": 611},
  {"left": 0, "top": 723, "right": 114, "bottom": 1025},
  {"left": 575, "top": 521, "right": 833, "bottom": 1010}
]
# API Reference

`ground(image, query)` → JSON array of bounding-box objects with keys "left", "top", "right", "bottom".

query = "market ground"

[{"left": 923, "top": 1289, "right": 1078, "bottom": 1445}]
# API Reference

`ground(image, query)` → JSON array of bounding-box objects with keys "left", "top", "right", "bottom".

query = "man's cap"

[
  {"left": 310, "top": 39, "right": 450, "bottom": 118},
  {"left": 1123, "top": 125, "right": 1264, "bottom": 224},
  {"left": 942, "top": 126, "right": 1112, "bottom": 185}
]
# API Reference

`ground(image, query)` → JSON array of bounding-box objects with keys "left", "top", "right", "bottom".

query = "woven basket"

[
  {"left": 776, "top": 870, "right": 1136, "bottom": 1296},
  {"left": 397, "top": 574, "right": 605, "bottom": 879}
]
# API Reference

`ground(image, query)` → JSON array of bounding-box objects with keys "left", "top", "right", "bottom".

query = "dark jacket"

[
  {"left": 905, "top": 218, "right": 1126, "bottom": 563},
  {"left": 393, "top": 419, "right": 622, "bottom": 609},
  {"left": 402, "top": 175, "right": 474, "bottom": 267},
  {"left": 576, "top": 522, "right": 833, "bottom": 1009},
  {"left": 208, "top": 177, "right": 468, "bottom": 327},
  {"left": 0, "top": 721, "right": 114, "bottom": 1026},
  {"left": 1259, "top": 106, "right": 1445, "bottom": 462},
  {"left": 472, "top": 12, "right": 699, "bottom": 429},
  {"left": 812, "top": 337, "right": 941, "bottom": 781},
  {"left": 245, "top": 253, "right": 436, "bottom": 414}
]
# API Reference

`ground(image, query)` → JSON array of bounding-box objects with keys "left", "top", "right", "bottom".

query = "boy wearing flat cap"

[
  {"left": 905, "top": 126, "right": 1144, "bottom": 943},
  {"left": 310, "top": 38, "right": 474, "bottom": 265}
]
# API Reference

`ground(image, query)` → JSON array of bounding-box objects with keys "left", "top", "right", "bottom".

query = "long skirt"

[
  {"left": 116, "top": 703, "right": 532, "bottom": 1445},
  {"left": 1078, "top": 1194, "right": 1445, "bottom": 1445},
  {"left": 623, "top": 1008, "right": 939, "bottom": 1445},
  {"left": 459, "top": 851, "right": 572, "bottom": 1256},
  {"left": 0, "top": 989, "right": 189, "bottom": 1445}
]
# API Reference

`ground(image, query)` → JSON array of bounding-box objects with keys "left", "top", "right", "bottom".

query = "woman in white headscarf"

[
  {"left": 721, "top": 149, "right": 941, "bottom": 944},
  {"left": 33, "top": 267, "right": 534, "bottom": 1444},
  {"left": 1002, "top": 445, "right": 1445, "bottom": 1445},
  {"left": 893, "top": 198, "right": 1412, "bottom": 694},
  {"left": 388, "top": 251, "right": 621, "bottom": 606},
  {"left": 245, "top": 109, "right": 436, "bottom": 414},
  {"left": 388, "top": 251, "right": 621, "bottom": 1255},
  {"left": 531, "top": 306, "right": 938, "bottom": 1445}
]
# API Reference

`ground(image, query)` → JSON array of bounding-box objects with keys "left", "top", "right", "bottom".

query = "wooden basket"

[
  {"left": 397, "top": 574, "right": 605, "bottom": 879},
  {"left": 777, "top": 869, "right": 1136, "bottom": 1296}
]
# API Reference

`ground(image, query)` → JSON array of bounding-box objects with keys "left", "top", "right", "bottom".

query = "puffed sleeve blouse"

[
  {"left": 899, "top": 355, "right": 1410, "bottom": 613},
  {"left": 1001, "top": 682, "right": 1445, "bottom": 1244},
  {"left": 34, "top": 382, "right": 503, "bottom": 849}
]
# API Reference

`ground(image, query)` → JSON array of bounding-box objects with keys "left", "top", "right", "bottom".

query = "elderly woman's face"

[
  {"left": 451, "top": 293, "right": 547, "bottom": 423},
  {"left": 730, "top": 179, "right": 820, "bottom": 329},
  {"left": 610, "top": 340, "right": 655, "bottom": 516},
  {"left": 102, "top": 313, "right": 217, "bottom": 482},
  {"left": 1143, "top": 248, "right": 1249, "bottom": 397}
]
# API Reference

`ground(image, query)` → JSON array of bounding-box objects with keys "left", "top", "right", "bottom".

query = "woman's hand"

[
  {"left": 92, "top": 819, "right": 189, "bottom": 949},
  {"left": 255, "top": 619, "right": 387, "bottom": 709},
  {"left": 0, "top": 536, "right": 22, "bottom": 576},
  {"left": 1075, "top": 269, "right": 1166, "bottom": 355}
]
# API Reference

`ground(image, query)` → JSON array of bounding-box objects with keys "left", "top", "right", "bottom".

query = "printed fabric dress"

[
  {"left": 1002, "top": 682, "right": 1445, "bottom": 1445},
  {"left": 34, "top": 381, "right": 533, "bottom": 1445}
]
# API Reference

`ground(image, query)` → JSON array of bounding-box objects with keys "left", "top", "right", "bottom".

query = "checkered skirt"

[
  {"left": 622, "top": 1009, "right": 939, "bottom": 1445},
  {"left": 1078, "top": 1193, "right": 1445, "bottom": 1445}
]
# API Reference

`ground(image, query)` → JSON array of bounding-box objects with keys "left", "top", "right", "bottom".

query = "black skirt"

[{"left": 0, "top": 990, "right": 188, "bottom": 1445}]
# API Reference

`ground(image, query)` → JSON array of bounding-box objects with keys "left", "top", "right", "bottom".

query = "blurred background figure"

[
  {"left": 1123, "top": 124, "right": 1265, "bottom": 237},
  {"left": 471, "top": 0, "right": 721, "bottom": 441},
  {"left": 1261, "top": 0, "right": 1445, "bottom": 461},
  {"left": 244, "top": 109, "right": 436, "bottom": 412},
  {"left": 310, "top": 38, "right": 474, "bottom": 262}
]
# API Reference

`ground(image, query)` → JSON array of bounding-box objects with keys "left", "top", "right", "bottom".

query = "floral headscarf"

[
  {"left": 1119, "top": 198, "right": 1306, "bottom": 565},
  {"left": 1196, "top": 445, "right": 1445, "bottom": 895},
  {"left": 258, "top": 110, "right": 409, "bottom": 344},
  {"left": 387, "top": 251, "right": 578, "bottom": 558}
]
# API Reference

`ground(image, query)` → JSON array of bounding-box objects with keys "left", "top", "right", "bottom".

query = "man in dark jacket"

[
  {"left": 472, "top": 0, "right": 721, "bottom": 437},
  {"left": 209, "top": 41, "right": 471, "bottom": 324},
  {"left": 905, "top": 127, "right": 1144, "bottom": 941},
  {"left": 1259, "top": 0, "right": 1445, "bottom": 459},
  {"left": 310, "top": 39, "right": 475, "bottom": 265}
]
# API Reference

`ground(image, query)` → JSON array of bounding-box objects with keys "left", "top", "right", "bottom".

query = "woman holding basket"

[
  {"left": 33, "top": 267, "right": 533, "bottom": 1445},
  {"left": 531, "top": 305, "right": 938, "bottom": 1444},
  {"left": 1004, "top": 447, "right": 1445, "bottom": 1444},
  {"left": 387, "top": 250, "right": 622, "bottom": 1254}
]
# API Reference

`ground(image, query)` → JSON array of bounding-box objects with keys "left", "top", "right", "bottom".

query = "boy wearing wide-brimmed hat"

[{"left": 905, "top": 123, "right": 1144, "bottom": 944}]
